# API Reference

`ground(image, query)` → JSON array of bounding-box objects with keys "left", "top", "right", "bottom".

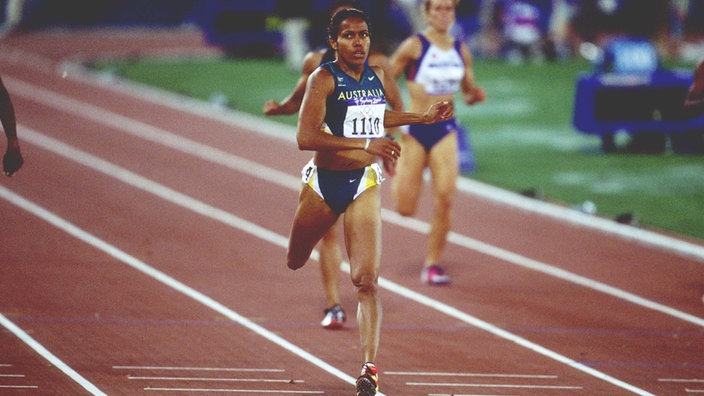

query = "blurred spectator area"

[
  {"left": 567, "top": 0, "right": 704, "bottom": 61},
  {"left": 569, "top": 0, "right": 670, "bottom": 44},
  {"left": 197, "top": 0, "right": 282, "bottom": 56},
  {"left": 1, "top": 0, "right": 702, "bottom": 62},
  {"left": 0, "top": 0, "right": 201, "bottom": 29},
  {"left": 199, "top": 0, "right": 413, "bottom": 57},
  {"left": 0, "top": 0, "right": 413, "bottom": 57},
  {"left": 490, "top": 0, "right": 554, "bottom": 62}
]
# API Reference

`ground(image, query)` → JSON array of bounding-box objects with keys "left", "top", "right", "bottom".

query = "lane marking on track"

[
  {"left": 381, "top": 210, "right": 704, "bottom": 330},
  {"left": 408, "top": 382, "right": 582, "bottom": 390},
  {"left": 386, "top": 371, "right": 557, "bottom": 379},
  {"left": 429, "top": 394, "right": 519, "bottom": 396},
  {"left": 117, "top": 366, "right": 313, "bottom": 393},
  {"left": 113, "top": 366, "right": 286, "bottom": 372},
  {"left": 659, "top": 378, "right": 704, "bottom": 383},
  {"left": 6, "top": 77, "right": 300, "bottom": 192},
  {"left": 0, "top": 385, "right": 39, "bottom": 389},
  {"left": 142, "top": 388, "right": 323, "bottom": 394},
  {"left": 0, "top": 184, "right": 361, "bottom": 393},
  {"left": 0, "top": 313, "right": 106, "bottom": 395},
  {"left": 6, "top": 78, "right": 702, "bottom": 332},
  {"left": 4, "top": 128, "right": 655, "bottom": 396},
  {"left": 389, "top": 371, "right": 574, "bottom": 394},
  {"left": 126, "top": 376, "right": 305, "bottom": 383}
]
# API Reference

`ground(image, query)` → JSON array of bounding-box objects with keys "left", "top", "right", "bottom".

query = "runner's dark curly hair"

[{"left": 327, "top": 8, "right": 371, "bottom": 42}]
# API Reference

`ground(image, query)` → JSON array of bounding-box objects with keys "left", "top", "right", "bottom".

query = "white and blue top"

[{"left": 405, "top": 33, "right": 465, "bottom": 95}]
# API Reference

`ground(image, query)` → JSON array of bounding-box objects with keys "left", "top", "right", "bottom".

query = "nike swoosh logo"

[
  {"left": 349, "top": 179, "right": 357, "bottom": 183},
  {"left": 368, "top": 76, "right": 375, "bottom": 81}
]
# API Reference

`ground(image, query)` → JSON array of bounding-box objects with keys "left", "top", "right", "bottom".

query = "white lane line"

[
  {"left": 408, "top": 382, "right": 582, "bottom": 390},
  {"left": 376, "top": 273, "right": 658, "bottom": 396},
  {"left": 0, "top": 186, "right": 360, "bottom": 393},
  {"left": 7, "top": 128, "right": 654, "bottom": 396},
  {"left": 386, "top": 371, "right": 557, "bottom": 379},
  {"left": 660, "top": 378, "right": 704, "bottom": 383},
  {"left": 429, "top": 394, "right": 519, "bottom": 396},
  {"left": 127, "top": 376, "right": 304, "bottom": 383},
  {"left": 143, "top": 388, "right": 323, "bottom": 394},
  {"left": 7, "top": 78, "right": 704, "bottom": 331},
  {"left": 6, "top": 77, "right": 300, "bottom": 191},
  {"left": 113, "top": 366, "right": 285, "bottom": 373},
  {"left": 390, "top": 370, "right": 572, "bottom": 394},
  {"left": 0, "top": 313, "right": 106, "bottom": 395},
  {"left": 0, "top": 385, "right": 39, "bottom": 389},
  {"left": 0, "top": 364, "right": 33, "bottom": 389},
  {"left": 383, "top": 210, "right": 704, "bottom": 330}
]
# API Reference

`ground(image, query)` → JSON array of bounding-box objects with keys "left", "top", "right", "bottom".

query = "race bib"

[{"left": 343, "top": 96, "right": 386, "bottom": 138}]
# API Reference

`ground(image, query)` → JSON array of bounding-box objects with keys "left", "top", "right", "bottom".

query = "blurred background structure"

[
  {"left": 179, "top": 0, "right": 703, "bottom": 154},
  {"left": 0, "top": 0, "right": 702, "bottom": 63},
  {"left": 2, "top": 0, "right": 703, "bottom": 153}
]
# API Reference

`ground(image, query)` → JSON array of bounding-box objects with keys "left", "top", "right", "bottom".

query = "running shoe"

[
  {"left": 320, "top": 304, "right": 346, "bottom": 329},
  {"left": 355, "top": 362, "right": 378, "bottom": 396},
  {"left": 421, "top": 264, "right": 451, "bottom": 285}
]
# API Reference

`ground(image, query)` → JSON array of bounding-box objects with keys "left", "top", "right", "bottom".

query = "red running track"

[{"left": 1, "top": 28, "right": 703, "bottom": 396}]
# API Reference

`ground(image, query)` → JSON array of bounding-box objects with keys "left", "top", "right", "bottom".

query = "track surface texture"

[{"left": 1, "top": 28, "right": 703, "bottom": 396}]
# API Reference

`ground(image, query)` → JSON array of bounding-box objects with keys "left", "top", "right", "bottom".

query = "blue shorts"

[
  {"left": 301, "top": 159, "right": 384, "bottom": 214},
  {"left": 408, "top": 118, "right": 458, "bottom": 152}
]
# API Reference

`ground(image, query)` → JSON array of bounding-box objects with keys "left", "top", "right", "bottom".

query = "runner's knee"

[
  {"left": 433, "top": 189, "right": 454, "bottom": 212},
  {"left": 395, "top": 198, "right": 418, "bottom": 217},
  {"left": 352, "top": 272, "right": 378, "bottom": 294}
]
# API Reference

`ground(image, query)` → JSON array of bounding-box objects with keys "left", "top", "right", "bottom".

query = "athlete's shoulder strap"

[{"left": 416, "top": 33, "right": 431, "bottom": 53}]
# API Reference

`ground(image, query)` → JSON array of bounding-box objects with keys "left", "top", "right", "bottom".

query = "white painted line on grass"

[
  {"left": 9, "top": 127, "right": 654, "bottom": 395},
  {"left": 0, "top": 313, "right": 106, "bottom": 395}
]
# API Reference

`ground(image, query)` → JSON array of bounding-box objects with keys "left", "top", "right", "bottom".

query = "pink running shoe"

[{"left": 421, "top": 264, "right": 451, "bottom": 285}]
